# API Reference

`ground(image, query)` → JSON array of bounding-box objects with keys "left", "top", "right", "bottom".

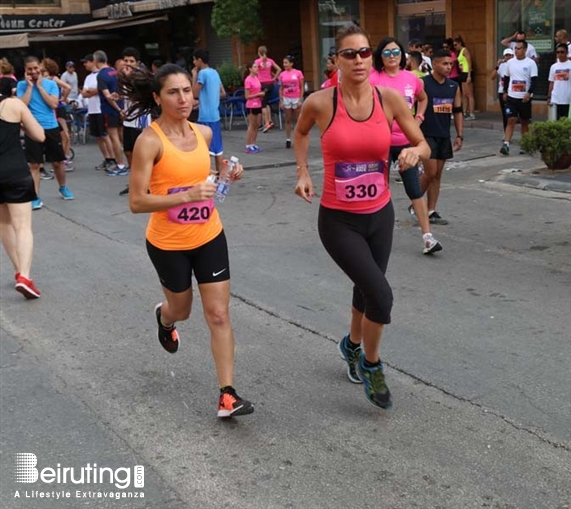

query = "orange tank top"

[{"left": 146, "top": 121, "right": 222, "bottom": 250}]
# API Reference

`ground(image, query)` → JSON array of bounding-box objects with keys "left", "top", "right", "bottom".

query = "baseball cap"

[
  {"left": 503, "top": 48, "right": 514, "bottom": 56},
  {"left": 66, "top": 61, "right": 75, "bottom": 67},
  {"left": 80, "top": 54, "right": 94, "bottom": 62}
]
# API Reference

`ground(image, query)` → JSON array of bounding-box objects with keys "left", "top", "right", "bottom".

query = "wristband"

[
  {"left": 456, "top": 135, "right": 464, "bottom": 141},
  {"left": 415, "top": 113, "right": 425, "bottom": 121}
]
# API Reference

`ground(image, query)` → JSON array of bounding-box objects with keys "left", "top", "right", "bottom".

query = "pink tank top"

[{"left": 321, "top": 86, "right": 391, "bottom": 214}]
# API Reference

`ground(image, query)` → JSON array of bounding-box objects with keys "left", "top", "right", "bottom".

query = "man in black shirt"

[{"left": 419, "top": 49, "right": 464, "bottom": 225}]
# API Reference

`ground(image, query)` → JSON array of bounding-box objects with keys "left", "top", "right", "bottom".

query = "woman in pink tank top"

[
  {"left": 293, "top": 24, "right": 429, "bottom": 411},
  {"left": 371, "top": 37, "right": 442, "bottom": 256}
]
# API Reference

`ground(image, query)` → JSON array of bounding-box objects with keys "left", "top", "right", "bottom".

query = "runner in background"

[
  {"left": 278, "top": 55, "right": 304, "bottom": 149},
  {"left": 255, "top": 46, "right": 281, "bottom": 132}
]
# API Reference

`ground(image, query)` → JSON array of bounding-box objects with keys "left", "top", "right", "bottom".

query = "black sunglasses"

[{"left": 336, "top": 47, "right": 373, "bottom": 60}]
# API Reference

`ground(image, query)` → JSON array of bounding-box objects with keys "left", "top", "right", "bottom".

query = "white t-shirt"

[
  {"left": 83, "top": 71, "right": 101, "bottom": 114},
  {"left": 61, "top": 71, "right": 79, "bottom": 101},
  {"left": 122, "top": 98, "right": 151, "bottom": 129},
  {"left": 497, "top": 61, "right": 509, "bottom": 93},
  {"left": 548, "top": 61, "right": 571, "bottom": 105},
  {"left": 505, "top": 57, "right": 538, "bottom": 99},
  {"left": 509, "top": 41, "right": 538, "bottom": 60}
]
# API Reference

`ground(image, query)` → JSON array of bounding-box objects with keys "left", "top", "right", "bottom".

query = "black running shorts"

[{"left": 146, "top": 230, "right": 230, "bottom": 293}]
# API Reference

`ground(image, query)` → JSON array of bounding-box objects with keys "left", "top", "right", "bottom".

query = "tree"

[{"left": 211, "top": 0, "right": 263, "bottom": 66}]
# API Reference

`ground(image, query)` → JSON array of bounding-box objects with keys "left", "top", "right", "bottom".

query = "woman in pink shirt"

[
  {"left": 278, "top": 55, "right": 304, "bottom": 148},
  {"left": 243, "top": 62, "right": 265, "bottom": 154},
  {"left": 443, "top": 38, "right": 460, "bottom": 83},
  {"left": 255, "top": 46, "right": 281, "bottom": 132},
  {"left": 370, "top": 37, "right": 441, "bottom": 255}
]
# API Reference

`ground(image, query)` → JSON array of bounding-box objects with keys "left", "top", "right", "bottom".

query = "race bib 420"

[{"left": 167, "top": 186, "right": 214, "bottom": 224}]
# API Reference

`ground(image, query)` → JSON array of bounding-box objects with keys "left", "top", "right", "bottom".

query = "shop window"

[
  {"left": 317, "top": 0, "right": 360, "bottom": 88},
  {"left": 497, "top": 0, "right": 570, "bottom": 99}
]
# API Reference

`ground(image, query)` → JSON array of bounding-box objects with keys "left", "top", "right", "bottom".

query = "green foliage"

[
  {"left": 212, "top": 0, "right": 263, "bottom": 46},
  {"left": 520, "top": 118, "right": 571, "bottom": 169},
  {"left": 217, "top": 62, "right": 243, "bottom": 90}
]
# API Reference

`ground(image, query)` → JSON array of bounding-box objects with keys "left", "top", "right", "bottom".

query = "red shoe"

[{"left": 15, "top": 275, "right": 41, "bottom": 299}]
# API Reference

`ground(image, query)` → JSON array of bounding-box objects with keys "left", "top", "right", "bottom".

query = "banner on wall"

[{"left": 523, "top": 0, "right": 554, "bottom": 52}]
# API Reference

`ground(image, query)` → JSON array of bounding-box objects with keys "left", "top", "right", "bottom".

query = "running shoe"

[
  {"left": 408, "top": 205, "right": 416, "bottom": 216},
  {"left": 286, "top": 139, "right": 292, "bottom": 149},
  {"left": 428, "top": 211, "right": 448, "bottom": 225},
  {"left": 40, "top": 167, "right": 54, "bottom": 180},
  {"left": 95, "top": 160, "right": 113, "bottom": 171},
  {"left": 119, "top": 186, "right": 129, "bottom": 196},
  {"left": 394, "top": 176, "right": 403, "bottom": 184},
  {"left": 154, "top": 303, "right": 179, "bottom": 353},
  {"left": 251, "top": 145, "right": 262, "bottom": 153},
  {"left": 15, "top": 274, "right": 41, "bottom": 299},
  {"left": 465, "top": 114, "right": 476, "bottom": 120},
  {"left": 107, "top": 166, "right": 129, "bottom": 176},
  {"left": 337, "top": 334, "right": 363, "bottom": 384},
  {"left": 499, "top": 143, "right": 509, "bottom": 156},
  {"left": 218, "top": 386, "right": 254, "bottom": 418},
  {"left": 31, "top": 198, "right": 43, "bottom": 210},
  {"left": 262, "top": 121, "right": 274, "bottom": 133},
  {"left": 244, "top": 146, "right": 256, "bottom": 154},
  {"left": 423, "top": 234, "right": 443, "bottom": 255},
  {"left": 356, "top": 355, "right": 392, "bottom": 409},
  {"left": 59, "top": 186, "right": 75, "bottom": 200}
]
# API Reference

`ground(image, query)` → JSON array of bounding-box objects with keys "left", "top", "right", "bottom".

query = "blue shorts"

[{"left": 198, "top": 120, "right": 223, "bottom": 156}]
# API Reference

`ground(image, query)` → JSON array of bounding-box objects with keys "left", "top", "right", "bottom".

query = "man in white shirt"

[
  {"left": 501, "top": 30, "right": 539, "bottom": 62},
  {"left": 499, "top": 40, "right": 538, "bottom": 156},
  {"left": 554, "top": 29, "right": 571, "bottom": 60},
  {"left": 548, "top": 43, "right": 571, "bottom": 119},
  {"left": 81, "top": 54, "right": 114, "bottom": 170},
  {"left": 61, "top": 61, "right": 79, "bottom": 102}
]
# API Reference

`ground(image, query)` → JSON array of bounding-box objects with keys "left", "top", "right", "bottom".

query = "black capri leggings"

[
  {"left": 318, "top": 202, "right": 394, "bottom": 324},
  {"left": 389, "top": 144, "right": 423, "bottom": 200}
]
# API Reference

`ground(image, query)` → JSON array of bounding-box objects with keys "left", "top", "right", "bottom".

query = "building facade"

[{"left": 1, "top": 0, "right": 569, "bottom": 114}]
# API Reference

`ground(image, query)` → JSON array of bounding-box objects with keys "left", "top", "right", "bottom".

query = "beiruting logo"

[{"left": 14, "top": 453, "right": 144, "bottom": 499}]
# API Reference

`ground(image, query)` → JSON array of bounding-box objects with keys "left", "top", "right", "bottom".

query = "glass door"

[{"left": 396, "top": 0, "right": 446, "bottom": 48}]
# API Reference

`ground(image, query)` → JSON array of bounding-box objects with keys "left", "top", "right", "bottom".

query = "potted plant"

[
  {"left": 217, "top": 62, "right": 243, "bottom": 93},
  {"left": 520, "top": 118, "right": 571, "bottom": 170}
]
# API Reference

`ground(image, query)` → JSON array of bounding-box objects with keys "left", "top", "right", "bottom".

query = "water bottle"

[{"left": 215, "top": 156, "right": 239, "bottom": 203}]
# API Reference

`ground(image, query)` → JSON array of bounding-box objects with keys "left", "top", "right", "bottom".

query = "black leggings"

[
  {"left": 389, "top": 145, "right": 423, "bottom": 200},
  {"left": 318, "top": 203, "right": 394, "bottom": 324}
]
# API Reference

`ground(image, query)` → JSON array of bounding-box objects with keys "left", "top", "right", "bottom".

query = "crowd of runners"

[{"left": 1, "top": 24, "right": 468, "bottom": 417}]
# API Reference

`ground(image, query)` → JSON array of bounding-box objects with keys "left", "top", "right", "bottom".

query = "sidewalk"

[{"left": 219, "top": 113, "right": 571, "bottom": 195}]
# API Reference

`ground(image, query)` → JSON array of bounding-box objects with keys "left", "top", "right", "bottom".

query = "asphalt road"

[{"left": 1, "top": 126, "right": 570, "bottom": 509}]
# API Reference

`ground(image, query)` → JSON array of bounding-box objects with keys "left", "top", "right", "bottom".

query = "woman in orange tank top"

[
  {"left": 121, "top": 64, "right": 253, "bottom": 418},
  {"left": 294, "top": 24, "right": 430, "bottom": 411}
]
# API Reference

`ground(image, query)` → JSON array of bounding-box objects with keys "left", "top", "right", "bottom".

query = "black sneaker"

[
  {"left": 154, "top": 303, "right": 179, "bottom": 353},
  {"left": 429, "top": 211, "right": 449, "bottom": 225},
  {"left": 218, "top": 386, "right": 254, "bottom": 418},
  {"left": 337, "top": 334, "right": 362, "bottom": 384},
  {"left": 286, "top": 139, "right": 291, "bottom": 149},
  {"left": 356, "top": 355, "right": 392, "bottom": 409},
  {"left": 119, "top": 186, "right": 129, "bottom": 196},
  {"left": 499, "top": 143, "right": 509, "bottom": 156}
]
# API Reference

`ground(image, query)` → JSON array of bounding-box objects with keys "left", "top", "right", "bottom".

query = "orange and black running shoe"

[
  {"left": 218, "top": 386, "right": 254, "bottom": 418},
  {"left": 154, "top": 303, "right": 179, "bottom": 353}
]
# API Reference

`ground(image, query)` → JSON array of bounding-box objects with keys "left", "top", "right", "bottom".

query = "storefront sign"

[
  {"left": 0, "top": 14, "right": 92, "bottom": 32},
  {"left": 524, "top": 0, "right": 554, "bottom": 52}
]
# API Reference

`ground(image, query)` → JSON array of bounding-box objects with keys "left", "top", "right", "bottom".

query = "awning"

[
  {"left": 27, "top": 13, "right": 168, "bottom": 39},
  {"left": 0, "top": 32, "right": 29, "bottom": 49}
]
